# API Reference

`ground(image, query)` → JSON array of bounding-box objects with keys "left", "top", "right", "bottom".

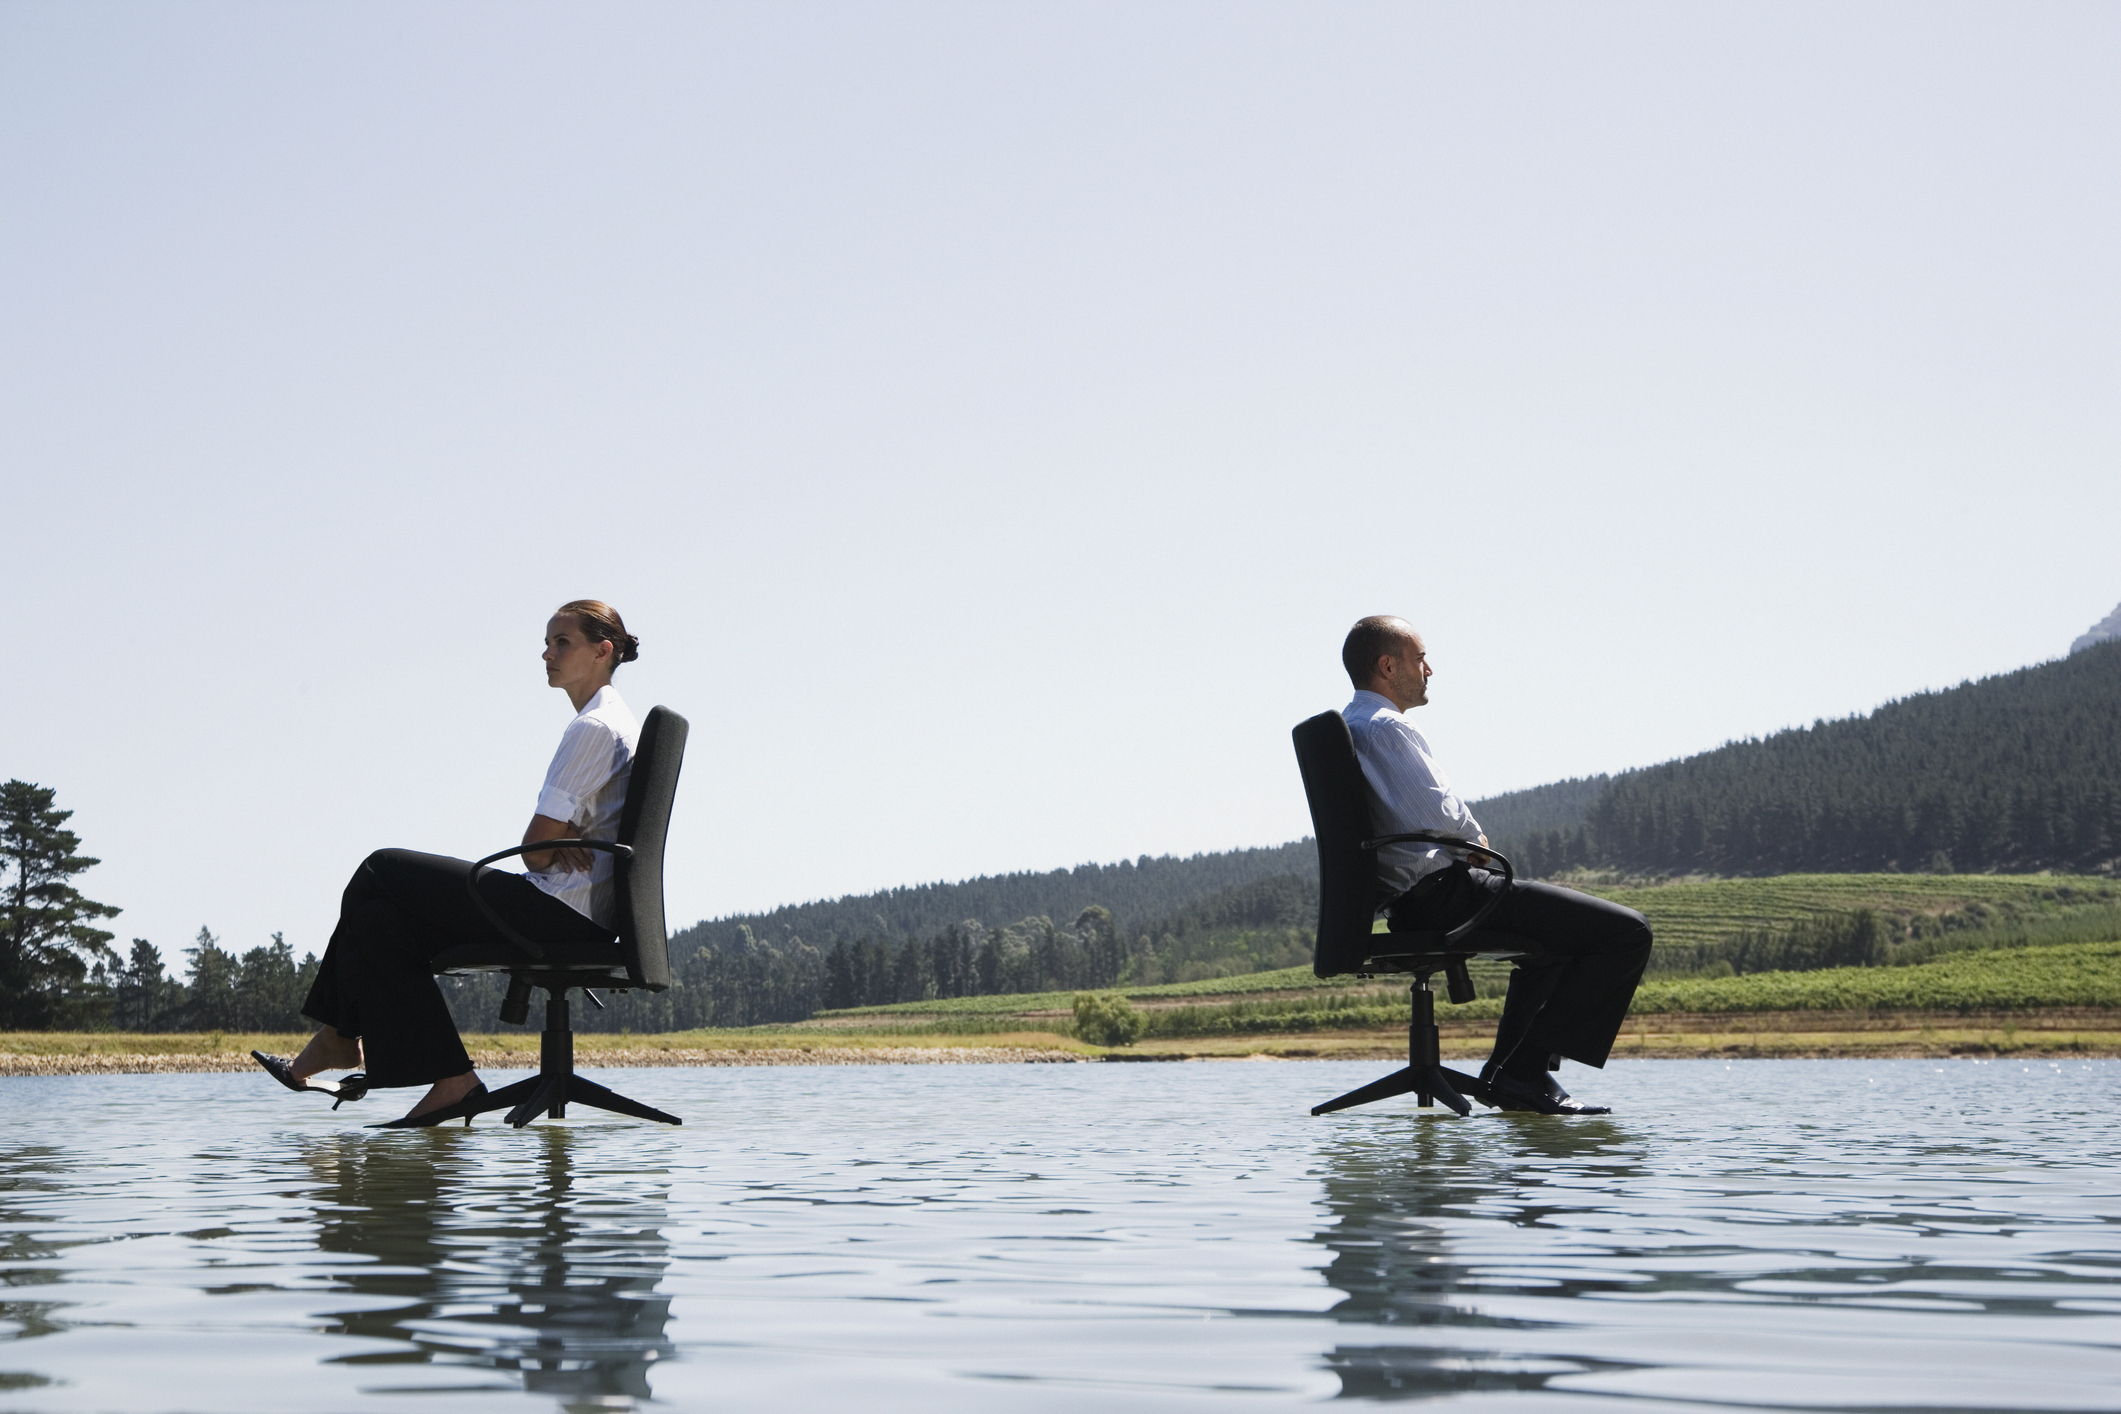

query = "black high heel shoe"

[
  {"left": 370, "top": 1082, "right": 490, "bottom": 1129},
  {"left": 252, "top": 1051, "right": 371, "bottom": 1109}
]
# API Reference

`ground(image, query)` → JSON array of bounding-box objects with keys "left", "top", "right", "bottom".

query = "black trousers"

[
  {"left": 301, "top": 849, "right": 616, "bottom": 1089},
  {"left": 1388, "top": 864, "right": 1652, "bottom": 1072}
]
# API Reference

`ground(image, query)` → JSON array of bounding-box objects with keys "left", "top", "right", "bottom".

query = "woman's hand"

[{"left": 522, "top": 814, "right": 594, "bottom": 873}]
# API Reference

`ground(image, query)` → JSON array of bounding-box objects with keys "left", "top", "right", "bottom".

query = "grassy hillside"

[
  {"left": 1101, "top": 871, "right": 2121, "bottom": 990},
  {"left": 1595, "top": 872, "right": 2121, "bottom": 980},
  {"left": 1626, "top": 940, "right": 2121, "bottom": 1014},
  {"left": 802, "top": 874, "right": 2121, "bottom": 1040},
  {"left": 801, "top": 938, "right": 2121, "bottom": 1040},
  {"left": 447, "top": 865, "right": 2118, "bottom": 1035},
  {"left": 1596, "top": 872, "right": 2121, "bottom": 951}
]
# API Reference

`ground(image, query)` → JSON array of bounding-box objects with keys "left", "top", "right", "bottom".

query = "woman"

[{"left": 253, "top": 600, "right": 642, "bottom": 1127}]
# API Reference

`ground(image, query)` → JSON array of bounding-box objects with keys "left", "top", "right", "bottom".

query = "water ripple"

[{"left": 0, "top": 1058, "right": 2115, "bottom": 1410}]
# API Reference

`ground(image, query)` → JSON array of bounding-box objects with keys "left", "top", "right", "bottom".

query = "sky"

[{"left": 3, "top": 2, "right": 2117, "bottom": 964}]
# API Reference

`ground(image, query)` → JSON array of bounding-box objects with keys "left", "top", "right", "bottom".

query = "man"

[{"left": 1342, "top": 615, "right": 1652, "bottom": 1114}]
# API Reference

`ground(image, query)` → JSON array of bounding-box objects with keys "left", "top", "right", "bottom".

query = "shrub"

[{"left": 1072, "top": 990, "right": 1146, "bottom": 1046}]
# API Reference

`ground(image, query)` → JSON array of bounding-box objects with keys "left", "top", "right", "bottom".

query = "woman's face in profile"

[{"left": 542, "top": 615, "right": 609, "bottom": 694}]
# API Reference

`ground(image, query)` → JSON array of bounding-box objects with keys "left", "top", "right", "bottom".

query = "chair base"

[
  {"left": 1312, "top": 974, "right": 1496, "bottom": 1118},
  {"left": 465, "top": 990, "right": 681, "bottom": 1129},
  {"left": 1311, "top": 1061, "right": 1501, "bottom": 1117},
  {"left": 476, "top": 1069, "right": 682, "bottom": 1128}
]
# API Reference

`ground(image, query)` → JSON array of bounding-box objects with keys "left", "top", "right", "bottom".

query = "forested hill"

[
  {"left": 1473, "top": 775, "right": 1611, "bottom": 843},
  {"left": 1495, "top": 639, "right": 2121, "bottom": 877},
  {"left": 670, "top": 840, "right": 1318, "bottom": 954}
]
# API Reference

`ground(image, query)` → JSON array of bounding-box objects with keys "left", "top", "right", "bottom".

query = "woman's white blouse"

[{"left": 526, "top": 684, "right": 640, "bottom": 928}]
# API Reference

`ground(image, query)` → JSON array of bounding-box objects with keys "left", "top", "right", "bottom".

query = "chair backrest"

[
  {"left": 612, "top": 705, "right": 689, "bottom": 990},
  {"left": 1292, "top": 710, "right": 1390, "bottom": 978}
]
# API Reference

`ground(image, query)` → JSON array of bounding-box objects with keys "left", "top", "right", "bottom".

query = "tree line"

[
  {"left": 442, "top": 906, "right": 1131, "bottom": 1032},
  {"left": 667, "top": 839, "right": 1318, "bottom": 966},
  {"left": 106, "top": 929, "right": 321, "bottom": 1032},
  {"left": 440, "top": 873, "right": 1323, "bottom": 1033},
  {"left": 3, "top": 778, "right": 322, "bottom": 1031}
]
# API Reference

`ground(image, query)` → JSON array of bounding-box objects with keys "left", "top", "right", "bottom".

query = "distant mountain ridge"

[
  {"left": 2073, "top": 600, "right": 2121, "bottom": 655},
  {"left": 1492, "top": 639, "right": 2121, "bottom": 877}
]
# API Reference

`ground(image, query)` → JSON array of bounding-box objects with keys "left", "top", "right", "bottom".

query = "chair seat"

[
  {"left": 1356, "top": 949, "right": 1479, "bottom": 974},
  {"left": 1358, "top": 928, "right": 1551, "bottom": 974},
  {"left": 434, "top": 938, "right": 628, "bottom": 976}
]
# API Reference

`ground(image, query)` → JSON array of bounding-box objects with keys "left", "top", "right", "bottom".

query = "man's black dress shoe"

[
  {"left": 1485, "top": 1071, "right": 1611, "bottom": 1115},
  {"left": 371, "top": 1082, "right": 490, "bottom": 1129},
  {"left": 251, "top": 1051, "right": 370, "bottom": 1109}
]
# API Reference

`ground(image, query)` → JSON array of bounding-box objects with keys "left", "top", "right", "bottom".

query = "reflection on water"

[
  {"left": 0, "top": 1147, "right": 68, "bottom": 1396},
  {"left": 1315, "top": 1120, "right": 1645, "bottom": 1399},
  {"left": 302, "top": 1130, "right": 670, "bottom": 1408},
  {"left": 1307, "top": 1063, "right": 2121, "bottom": 1407},
  {"left": 1, "top": 1061, "right": 2119, "bottom": 1411},
  {"left": 0, "top": 1077, "right": 678, "bottom": 1414}
]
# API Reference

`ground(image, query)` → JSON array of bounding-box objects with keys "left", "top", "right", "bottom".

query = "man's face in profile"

[{"left": 1386, "top": 632, "right": 1431, "bottom": 710}]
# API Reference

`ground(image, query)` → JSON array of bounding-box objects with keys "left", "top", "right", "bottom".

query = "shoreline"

[
  {"left": 0, "top": 1044, "right": 1088, "bottom": 1077},
  {"left": 5, "top": 1012, "right": 2119, "bottom": 1076}
]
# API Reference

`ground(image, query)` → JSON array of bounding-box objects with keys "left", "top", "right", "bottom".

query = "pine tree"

[
  {"left": 234, "top": 932, "right": 309, "bottom": 1031},
  {"left": 182, "top": 926, "right": 239, "bottom": 1029},
  {"left": 113, "top": 939, "right": 177, "bottom": 1032},
  {"left": 0, "top": 781, "right": 121, "bottom": 1028}
]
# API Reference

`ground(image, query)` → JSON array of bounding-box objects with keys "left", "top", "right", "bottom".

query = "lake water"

[{"left": 1, "top": 1059, "right": 2117, "bottom": 1412}]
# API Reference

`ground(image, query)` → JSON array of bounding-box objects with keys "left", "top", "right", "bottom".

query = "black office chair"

[
  {"left": 1293, "top": 710, "right": 1542, "bottom": 1118},
  {"left": 432, "top": 705, "right": 689, "bottom": 1129}
]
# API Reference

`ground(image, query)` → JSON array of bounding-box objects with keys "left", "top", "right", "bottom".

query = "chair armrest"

[
  {"left": 1363, "top": 832, "right": 1516, "bottom": 947},
  {"left": 464, "top": 840, "right": 634, "bottom": 961},
  {"left": 473, "top": 840, "right": 634, "bottom": 869},
  {"left": 1361, "top": 829, "right": 1477, "bottom": 852}
]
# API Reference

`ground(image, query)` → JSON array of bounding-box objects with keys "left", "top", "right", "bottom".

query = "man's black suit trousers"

[{"left": 1388, "top": 863, "right": 1653, "bottom": 1073}]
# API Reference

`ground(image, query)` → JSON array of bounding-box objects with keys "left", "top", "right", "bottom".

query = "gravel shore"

[{"left": 1, "top": 1046, "right": 1086, "bottom": 1077}]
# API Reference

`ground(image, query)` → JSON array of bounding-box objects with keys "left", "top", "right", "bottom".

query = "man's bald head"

[
  {"left": 1342, "top": 616, "right": 1417, "bottom": 687},
  {"left": 1343, "top": 615, "right": 1433, "bottom": 711}
]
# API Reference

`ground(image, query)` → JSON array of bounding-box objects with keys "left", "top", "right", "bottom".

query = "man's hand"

[{"left": 522, "top": 814, "right": 594, "bottom": 874}]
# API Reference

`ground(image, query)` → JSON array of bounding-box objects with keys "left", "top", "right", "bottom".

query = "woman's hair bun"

[{"left": 556, "top": 600, "right": 640, "bottom": 670}]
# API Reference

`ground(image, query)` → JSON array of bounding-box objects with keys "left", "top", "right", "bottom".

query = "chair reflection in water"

[
  {"left": 307, "top": 1129, "right": 672, "bottom": 1404},
  {"left": 1310, "top": 1121, "right": 1630, "bottom": 1398}
]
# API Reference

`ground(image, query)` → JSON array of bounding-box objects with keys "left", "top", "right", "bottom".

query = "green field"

[
  {"left": 798, "top": 938, "right": 2121, "bottom": 1040},
  {"left": 1109, "top": 871, "right": 2121, "bottom": 996},
  {"left": 1627, "top": 939, "right": 2121, "bottom": 1014},
  {"left": 817, "top": 873, "right": 2120, "bottom": 1004},
  {"left": 800, "top": 872, "right": 2121, "bottom": 1042},
  {"left": 1595, "top": 871, "right": 2121, "bottom": 954}
]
